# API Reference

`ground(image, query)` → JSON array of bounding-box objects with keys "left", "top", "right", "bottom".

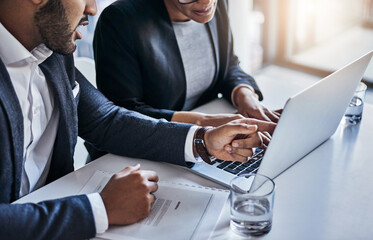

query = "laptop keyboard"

[{"left": 209, "top": 149, "right": 265, "bottom": 176}]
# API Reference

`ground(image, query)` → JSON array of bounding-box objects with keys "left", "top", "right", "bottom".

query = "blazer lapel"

[
  {"left": 0, "top": 59, "right": 24, "bottom": 200},
  {"left": 207, "top": 15, "right": 220, "bottom": 84},
  {"left": 156, "top": 0, "right": 187, "bottom": 109},
  {"left": 39, "top": 54, "right": 77, "bottom": 183}
]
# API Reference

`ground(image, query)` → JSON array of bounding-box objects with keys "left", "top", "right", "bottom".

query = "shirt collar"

[
  {"left": 31, "top": 43, "right": 53, "bottom": 65},
  {"left": 0, "top": 22, "right": 53, "bottom": 66}
]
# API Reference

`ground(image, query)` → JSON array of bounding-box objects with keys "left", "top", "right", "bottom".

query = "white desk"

[{"left": 17, "top": 75, "right": 373, "bottom": 240}]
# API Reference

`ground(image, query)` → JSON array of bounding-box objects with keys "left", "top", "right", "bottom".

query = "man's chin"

[{"left": 47, "top": 42, "right": 77, "bottom": 55}]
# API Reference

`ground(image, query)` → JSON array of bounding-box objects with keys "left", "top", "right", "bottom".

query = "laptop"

[{"left": 189, "top": 51, "right": 373, "bottom": 188}]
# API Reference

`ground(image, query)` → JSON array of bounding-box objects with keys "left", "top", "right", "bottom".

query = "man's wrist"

[
  {"left": 185, "top": 126, "right": 202, "bottom": 163},
  {"left": 86, "top": 193, "right": 109, "bottom": 234},
  {"left": 193, "top": 127, "right": 215, "bottom": 164}
]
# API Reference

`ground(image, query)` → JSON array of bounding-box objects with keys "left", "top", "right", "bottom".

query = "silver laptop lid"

[{"left": 257, "top": 51, "right": 373, "bottom": 180}]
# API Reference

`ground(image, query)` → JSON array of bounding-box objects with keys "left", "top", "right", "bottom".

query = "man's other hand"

[{"left": 100, "top": 164, "right": 159, "bottom": 225}]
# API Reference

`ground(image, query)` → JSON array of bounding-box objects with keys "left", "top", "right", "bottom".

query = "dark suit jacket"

[
  {"left": 93, "top": 0, "right": 263, "bottom": 121},
  {"left": 0, "top": 53, "right": 192, "bottom": 239}
]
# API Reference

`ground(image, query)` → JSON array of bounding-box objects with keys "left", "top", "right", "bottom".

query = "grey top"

[{"left": 173, "top": 20, "right": 216, "bottom": 111}]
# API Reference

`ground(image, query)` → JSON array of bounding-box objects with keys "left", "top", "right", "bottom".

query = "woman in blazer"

[{"left": 93, "top": 0, "right": 280, "bottom": 126}]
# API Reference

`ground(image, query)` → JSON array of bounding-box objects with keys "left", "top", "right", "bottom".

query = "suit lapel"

[
  {"left": 39, "top": 54, "right": 77, "bottom": 182},
  {"left": 0, "top": 59, "right": 24, "bottom": 200}
]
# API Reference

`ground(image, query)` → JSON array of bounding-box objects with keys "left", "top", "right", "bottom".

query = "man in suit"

[{"left": 0, "top": 0, "right": 275, "bottom": 239}]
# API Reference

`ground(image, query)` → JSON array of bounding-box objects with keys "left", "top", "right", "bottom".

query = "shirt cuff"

[
  {"left": 87, "top": 192, "right": 109, "bottom": 234},
  {"left": 184, "top": 126, "right": 204, "bottom": 163},
  {"left": 231, "top": 84, "right": 258, "bottom": 107}
]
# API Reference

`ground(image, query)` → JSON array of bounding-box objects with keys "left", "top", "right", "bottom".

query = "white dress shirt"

[
  {"left": 0, "top": 22, "right": 199, "bottom": 234},
  {"left": 0, "top": 22, "right": 107, "bottom": 233}
]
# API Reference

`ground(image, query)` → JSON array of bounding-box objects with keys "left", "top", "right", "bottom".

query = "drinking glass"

[
  {"left": 230, "top": 173, "right": 275, "bottom": 236},
  {"left": 344, "top": 82, "right": 367, "bottom": 125}
]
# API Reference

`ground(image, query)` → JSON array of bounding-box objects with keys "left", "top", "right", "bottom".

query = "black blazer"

[
  {"left": 94, "top": 0, "right": 263, "bottom": 121},
  {"left": 0, "top": 53, "right": 192, "bottom": 239}
]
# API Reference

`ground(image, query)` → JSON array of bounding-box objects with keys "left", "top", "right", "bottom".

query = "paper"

[{"left": 80, "top": 170, "right": 229, "bottom": 240}]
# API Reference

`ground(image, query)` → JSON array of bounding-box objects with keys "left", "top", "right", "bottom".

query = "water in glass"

[
  {"left": 344, "top": 96, "right": 364, "bottom": 124},
  {"left": 230, "top": 198, "right": 272, "bottom": 236}
]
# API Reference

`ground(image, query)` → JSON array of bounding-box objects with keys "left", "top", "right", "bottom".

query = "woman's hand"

[
  {"left": 172, "top": 112, "right": 245, "bottom": 127},
  {"left": 234, "top": 87, "right": 282, "bottom": 123}
]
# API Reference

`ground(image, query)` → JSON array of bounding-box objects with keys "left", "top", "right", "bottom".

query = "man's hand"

[
  {"left": 234, "top": 87, "right": 282, "bottom": 123},
  {"left": 204, "top": 119, "right": 276, "bottom": 162},
  {"left": 100, "top": 164, "right": 159, "bottom": 225}
]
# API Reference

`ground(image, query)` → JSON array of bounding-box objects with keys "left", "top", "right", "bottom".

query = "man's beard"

[{"left": 34, "top": 0, "right": 76, "bottom": 55}]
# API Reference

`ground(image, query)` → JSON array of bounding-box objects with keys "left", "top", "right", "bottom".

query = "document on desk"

[{"left": 80, "top": 170, "right": 229, "bottom": 240}]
